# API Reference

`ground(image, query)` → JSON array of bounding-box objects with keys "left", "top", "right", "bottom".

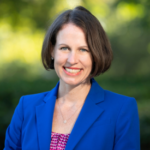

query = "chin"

[
  {"left": 63, "top": 79, "right": 80, "bottom": 86},
  {"left": 61, "top": 77, "right": 90, "bottom": 87}
]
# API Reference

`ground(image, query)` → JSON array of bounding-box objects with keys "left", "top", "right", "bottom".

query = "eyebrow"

[{"left": 58, "top": 44, "right": 88, "bottom": 48}]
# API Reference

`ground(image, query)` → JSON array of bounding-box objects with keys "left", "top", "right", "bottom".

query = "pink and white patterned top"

[{"left": 50, "top": 132, "right": 70, "bottom": 150}]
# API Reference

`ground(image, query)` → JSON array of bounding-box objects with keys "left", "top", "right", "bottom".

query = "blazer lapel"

[
  {"left": 65, "top": 79, "right": 105, "bottom": 150},
  {"left": 35, "top": 82, "right": 59, "bottom": 150}
]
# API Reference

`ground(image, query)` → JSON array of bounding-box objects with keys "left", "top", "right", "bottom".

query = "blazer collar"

[
  {"left": 35, "top": 78, "right": 105, "bottom": 150},
  {"left": 65, "top": 78, "right": 105, "bottom": 150},
  {"left": 35, "top": 82, "right": 59, "bottom": 150}
]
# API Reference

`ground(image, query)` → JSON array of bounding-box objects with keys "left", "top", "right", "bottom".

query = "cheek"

[
  {"left": 54, "top": 51, "right": 67, "bottom": 66},
  {"left": 82, "top": 56, "right": 92, "bottom": 68},
  {"left": 54, "top": 50, "right": 61, "bottom": 61},
  {"left": 86, "top": 59, "right": 93, "bottom": 74}
]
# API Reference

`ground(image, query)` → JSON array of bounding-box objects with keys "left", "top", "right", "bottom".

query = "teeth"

[{"left": 65, "top": 68, "right": 81, "bottom": 73}]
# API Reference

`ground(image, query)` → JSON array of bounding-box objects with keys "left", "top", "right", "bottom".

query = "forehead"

[{"left": 56, "top": 23, "right": 87, "bottom": 45}]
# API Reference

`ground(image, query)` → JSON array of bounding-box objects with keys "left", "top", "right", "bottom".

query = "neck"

[{"left": 57, "top": 79, "right": 91, "bottom": 106}]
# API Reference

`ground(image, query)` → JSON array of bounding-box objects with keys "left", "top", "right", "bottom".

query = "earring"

[{"left": 51, "top": 57, "right": 54, "bottom": 60}]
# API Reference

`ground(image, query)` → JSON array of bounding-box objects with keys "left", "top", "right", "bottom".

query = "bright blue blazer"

[{"left": 4, "top": 79, "right": 140, "bottom": 150}]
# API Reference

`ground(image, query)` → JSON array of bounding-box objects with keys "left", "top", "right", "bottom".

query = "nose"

[{"left": 67, "top": 51, "right": 78, "bottom": 65}]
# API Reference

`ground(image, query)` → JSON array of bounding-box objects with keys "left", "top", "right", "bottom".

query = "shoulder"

[
  {"left": 18, "top": 91, "right": 51, "bottom": 109},
  {"left": 104, "top": 89, "right": 137, "bottom": 105},
  {"left": 104, "top": 89, "right": 136, "bottom": 102},
  {"left": 102, "top": 89, "right": 138, "bottom": 116},
  {"left": 91, "top": 78, "right": 137, "bottom": 107},
  {"left": 20, "top": 81, "right": 59, "bottom": 107},
  {"left": 22, "top": 91, "right": 49, "bottom": 101},
  {"left": 14, "top": 89, "right": 55, "bottom": 120}
]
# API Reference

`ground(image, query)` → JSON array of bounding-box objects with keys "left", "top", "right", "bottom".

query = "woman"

[{"left": 4, "top": 6, "right": 140, "bottom": 150}]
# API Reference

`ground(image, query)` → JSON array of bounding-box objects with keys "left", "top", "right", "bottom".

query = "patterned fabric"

[{"left": 50, "top": 132, "right": 70, "bottom": 150}]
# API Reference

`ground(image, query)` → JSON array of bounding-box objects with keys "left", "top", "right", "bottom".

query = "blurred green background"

[{"left": 0, "top": 0, "right": 150, "bottom": 149}]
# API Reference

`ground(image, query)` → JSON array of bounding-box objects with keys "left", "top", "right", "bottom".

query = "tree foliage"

[{"left": 0, "top": 0, "right": 150, "bottom": 149}]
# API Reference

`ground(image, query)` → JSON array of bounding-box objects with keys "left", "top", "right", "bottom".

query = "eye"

[
  {"left": 80, "top": 48, "right": 89, "bottom": 52},
  {"left": 60, "top": 47, "right": 69, "bottom": 50}
]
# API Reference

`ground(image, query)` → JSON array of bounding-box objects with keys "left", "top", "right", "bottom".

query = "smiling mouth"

[{"left": 64, "top": 67, "right": 82, "bottom": 74}]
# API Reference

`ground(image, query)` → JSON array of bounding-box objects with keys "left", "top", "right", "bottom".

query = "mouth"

[{"left": 63, "top": 67, "right": 82, "bottom": 75}]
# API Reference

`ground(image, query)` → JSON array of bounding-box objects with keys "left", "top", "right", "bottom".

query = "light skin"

[{"left": 51, "top": 23, "right": 93, "bottom": 134}]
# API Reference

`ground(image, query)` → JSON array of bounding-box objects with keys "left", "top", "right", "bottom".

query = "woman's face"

[{"left": 52, "top": 23, "right": 92, "bottom": 86}]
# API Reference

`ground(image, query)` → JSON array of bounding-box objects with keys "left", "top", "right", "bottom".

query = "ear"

[
  {"left": 51, "top": 50, "right": 54, "bottom": 58},
  {"left": 50, "top": 45, "right": 55, "bottom": 58}
]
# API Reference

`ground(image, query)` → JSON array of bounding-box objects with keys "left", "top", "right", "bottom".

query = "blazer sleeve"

[
  {"left": 4, "top": 96, "right": 24, "bottom": 150},
  {"left": 114, "top": 98, "right": 140, "bottom": 150}
]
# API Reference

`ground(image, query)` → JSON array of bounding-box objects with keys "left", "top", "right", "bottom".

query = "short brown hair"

[{"left": 41, "top": 6, "right": 113, "bottom": 77}]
